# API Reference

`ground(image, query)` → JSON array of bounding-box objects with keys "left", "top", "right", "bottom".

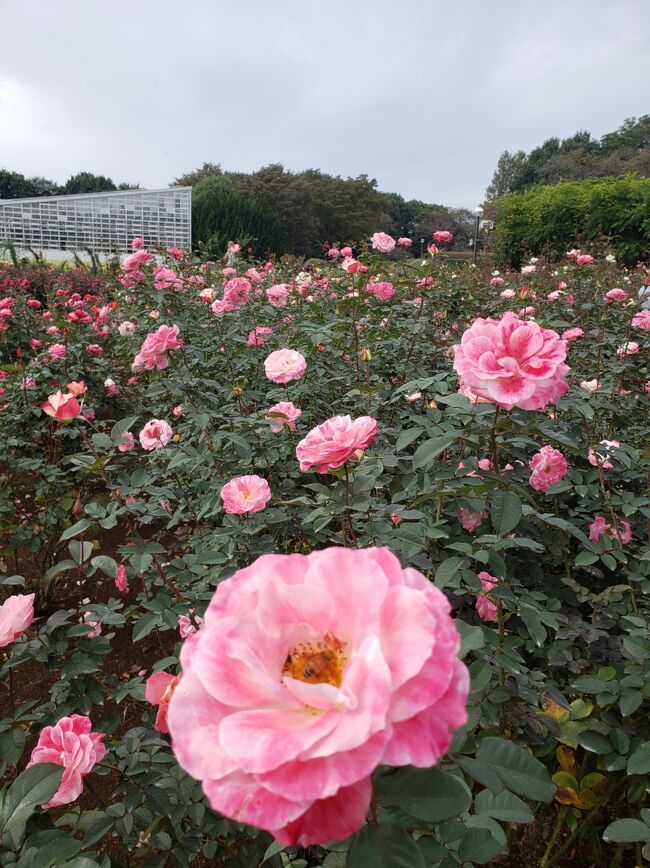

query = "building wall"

[{"left": 0, "top": 187, "right": 191, "bottom": 258}]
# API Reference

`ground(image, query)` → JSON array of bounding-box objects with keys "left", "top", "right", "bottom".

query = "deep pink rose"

[
  {"left": 122, "top": 249, "right": 152, "bottom": 273},
  {"left": 576, "top": 254, "right": 594, "bottom": 266},
  {"left": 264, "top": 349, "right": 307, "bottom": 384},
  {"left": 452, "top": 312, "right": 569, "bottom": 411},
  {"left": 476, "top": 572, "right": 498, "bottom": 622},
  {"left": 166, "top": 546, "right": 468, "bottom": 846},
  {"left": 132, "top": 324, "right": 183, "bottom": 372},
  {"left": 220, "top": 475, "right": 271, "bottom": 514},
  {"left": 296, "top": 415, "right": 378, "bottom": 473},
  {"left": 370, "top": 232, "right": 396, "bottom": 253},
  {"left": 115, "top": 565, "right": 129, "bottom": 594},
  {"left": 266, "top": 401, "right": 302, "bottom": 433},
  {"left": 528, "top": 445, "right": 568, "bottom": 492},
  {"left": 0, "top": 593, "right": 35, "bottom": 648},
  {"left": 43, "top": 391, "right": 80, "bottom": 422},
  {"left": 139, "top": 419, "right": 173, "bottom": 450},
  {"left": 48, "top": 343, "right": 67, "bottom": 360},
  {"left": 432, "top": 230, "right": 453, "bottom": 244},
  {"left": 27, "top": 715, "right": 106, "bottom": 807}
]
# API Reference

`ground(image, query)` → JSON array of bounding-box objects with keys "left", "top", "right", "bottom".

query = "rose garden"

[{"left": 0, "top": 233, "right": 649, "bottom": 867}]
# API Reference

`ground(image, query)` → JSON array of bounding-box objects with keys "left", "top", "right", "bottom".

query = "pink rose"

[
  {"left": 587, "top": 439, "right": 620, "bottom": 470},
  {"left": 48, "top": 343, "right": 67, "bottom": 360},
  {"left": 139, "top": 419, "right": 173, "bottom": 451},
  {"left": 266, "top": 284, "right": 289, "bottom": 307},
  {"left": 617, "top": 342, "right": 639, "bottom": 359},
  {"left": 296, "top": 415, "right": 378, "bottom": 473},
  {"left": 264, "top": 349, "right": 307, "bottom": 384},
  {"left": 178, "top": 610, "right": 204, "bottom": 638},
  {"left": 27, "top": 715, "right": 106, "bottom": 807},
  {"left": 396, "top": 237, "right": 412, "bottom": 247},
  {"left": 167, "top": 246, "right": 184, "bottom": 260},
  {"left": 432, "top": 230, "right": 453, "bottom": 244},
  {"left": 220, "top": 475, "right": 271, "bottom": 514},
  {"left": 122, "top": 249, "right": 152, "bottom": 273},
  {"left": 327, "top": 248, "right": 341, "bottom": 258},
  {"left": 500, "top": 289, "right": 516, "bottom": 299},
  {"left": 562, "top": 328, "right": 584, "bottom": 341},
  {"left": 370, "top": 232, "right": 396, "bottom": 253},
  {"left": 173, "top": 404, "right": 184, "bottom": 417},
  {"left": 146, "top": 671, "right": 182, "bottom": 733},
  {"left": 86, "top": 344, "right": 103, "bottom": 356},
  {"left": 67, "top": 380, "right": 87, "bottom": 396},
  {"left": 367, "top": 281, "right": 395, "bottom": 301},
  {"left": 118, "top": 431, "right": 135, "bottom": 452},
  {"left": 580, "top": 379, "right": 602, "bottom": 393},
  {"left": 490, "top": 277, "right": 505, "bottom": 287},
  {"left": 452, "top": 312, "right": 570, "bottom": 411},
  {"left": 247, "top": 326, "right": 274, "bottom": 346},
  {"left": 340, "top": 246, "right": 352, "bottom": 257},
  {"left": 104, "top": 378, "right": 119, "bottom": 396},
  {"left": 632, "top": 310, "right": 650, "bottom": 330},
  {"left": 528, "top": 445, "right": 568, "bottom": 492},
  {"left": 166, "top": 546, "right": 469, "bottom": 846},
  {"left": 0, "top": 593, "right": 35, "bottom": 648},
  {"left": 43, "top": 391, "right": 80, "bottom": 422},
  {"left": 458, "top": 508, "right": 486, "bottom": 532},
  {"left": 115, "top": 565, "right": 129, "bottom": 594},
  {"left": 132, "top": 324, "right": 183, "bottom": 373},
  {"left": 605, "top": 288, "right": 627, "bottom": 302},
  {"left": 131, "top": 237, "right": 144, "bottom": 249},
  {"left": 476, "top": 572, "right": 498, "bottom": 622},
  {"left": 224, "top": 277, "right": 251, "bottom": 308},
  {"left": 576, "top": 254, "right": 594, "bottom": 266},
  {"left": 266, "top": 401, "right": 302, "bottom": 433},
  {"left": 589, "top": 515, "right": 632, "bottom": 545},
  {"left": 118, "top": 320, "right": 137, "bottom": 336}
]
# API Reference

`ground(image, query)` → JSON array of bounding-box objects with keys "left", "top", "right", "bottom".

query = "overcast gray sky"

[{"left": 0, "top": 0, "right": 648, "bottom": 208}]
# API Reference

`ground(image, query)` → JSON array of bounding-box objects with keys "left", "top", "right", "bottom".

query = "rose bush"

[{"left": 0, "top": 242, "right": 648, "bottom": 866}]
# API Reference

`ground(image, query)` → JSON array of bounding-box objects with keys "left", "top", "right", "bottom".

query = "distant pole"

[{"left": 472, "top": 206, "right": 484, "bottom": 265}]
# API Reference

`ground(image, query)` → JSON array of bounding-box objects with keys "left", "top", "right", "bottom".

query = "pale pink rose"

[
  {"left": 617, "top": 341, "right": 639, "bottom": 359},
  {"left": 227, "top": 241, "right": 241, "bottom": 254},
  {"left": 490, "top": 277, "right": 505, "bottom": 287},
  {"left": 266, "top": 401, "right": 302, "bottom": 433},
  {"left": 580, "top": 379, "right": 602, "bottom": 392},
  {"left": 246, "top": 268, "right": 263, "bottom": 283},
  {"left": 199, "top": 287, "right": 217, "bottom": 303},
  {"left": 27, "top": 715, "right": 106, "bottom": 807},
  {"left": 370, "top": 232, "right": 396, "bottom": 253},
  {"left": 47, "top": 343, "right": 66, "bottom": 360},
  {"left": 452, "top": 312, "right": 569, "bottom": 411},
  {"left": 117, "top": 320, "right": 136, "bottom": 336},
  {"left": 500, "top": 289, "right": 516, "bottom": 299},
  {"left": 247, "top": 326, "right": 274, "bottom": 347},
  {"left": 432, "top": 230, "right": 453, "bottom": 243},
  {"left": 104, "top": 378, "right": 119, "bottom": 396},
  {"left": 458, "top": 508, "right": 486, "bottom": 532},
  {"left": 266, "top": 284, "right": 289, "bottom": 307},
  {"left": 146, "top": 671, "right": 182, "bottom": 733},
  {"left": 118, "top": 431, "right": 135, "bottom": 452},
  {"left": 0, "top": 593, "right": 35, "bottom": 648},
  {"left": 327, "top": 248, "right": 341, "bottom": 258},
  {"left": 547, "top": 291, "right": 562, "bottom": 302},
  {"left": 223, "top": 267, "right": 237, "bottom": 277},
  {"left": 632, "top": 309, "right": 650, "bottom": 330},
  {"left": 178, "top": 610, "right": 204, "bottom": 639},
  {"left": 562, "top": 328, "right": 584, "bottom": 341},
  {"left": 605, "top": 288, "right": 627, "bottom": 302},
  {"left": 67, "top": 380, "right": 87, "bottom": 396},
  {"left": 264, "top": 349, "right": 307, "bottom": 384},
  {"left": 566, "top": 249, "right": 580, "bottom": 259},
  {"left": 296, "top": 415, "right": 378, "bottom": 473},
  {"left": 428, "top": 243, "right": 439, "bottom": 256},
  {"left": 396, "top": 237, "right": 412, "bottom": 247},
  {"left": 518, "top": 306, "right": 536, "bottom": 317},
  {"left": 43, "top": 391, "right": 80, "bottom": 422},
  {"left": 576, "top": 254, "right": 594, "bottom": 266},
  {"left": 558, "top": 281, "right": 568, "bottom": 289},
  {"left": 149, "top": 309, "right": 160, "bottom": 319},
  {"left": 132, "top": 324, "right": 183, "bottom": 372},
  {"left": 46, "top": 326, "right": 59, "bottom": 334},
  {"left": 476, "top": 572, "right": 498, "bottom": 622},
  {"left": 404, "top": 392, "right": 422, "bottom": 402},
  {"left": 588, "top": 439, "right": 620, "bottom": 470},
  {"left": 139, "top": 419, "right": 173, "bottom": 451},
  {"left": 166, "top": 546, "right": 469, "bottom": 846},
  {"left": 367, "top": 281, "right": 395, "bottom": 301},
  {"left": 131, "top": 237, "right": 144, "bottom": 249},
  {"left": 589, "top": 515, "right": 632, "bottom": 545},
  {"left": 528, "top": 445, "right": 568, "bottom": 492},
  {"left": 115, "top": 565, "right": 129, "bottom": 594},
  {"left": 220, "top": 475, "right": 271, "bottom": 514},
  {"left": 173, "top": 404, "right": 184, "bottom": 417}
]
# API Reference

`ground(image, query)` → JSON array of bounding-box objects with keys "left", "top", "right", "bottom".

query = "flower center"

[{"left": 283, "top": 632, "right": 347, "bottom": 688}]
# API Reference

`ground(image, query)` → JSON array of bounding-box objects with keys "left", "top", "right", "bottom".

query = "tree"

[
  {"left": 0, "top": 169, "right": 59, "bottom": 199},
  {"left": 174, "top": 162, "right": 223, "bottom": 187},
  {"left": 61, "top": 172, "right": 117, "bottom": 194},
  {"left": 486, "top": 151, "right": 527, "bottom": 200}
]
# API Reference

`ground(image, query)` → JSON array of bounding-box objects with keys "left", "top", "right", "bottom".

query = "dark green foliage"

[
  {"left": 60, "top": 172, "right": 117, "bottom": 195},
  {"left": 493, "top": 176, "right": 650, "bottom": 268}
]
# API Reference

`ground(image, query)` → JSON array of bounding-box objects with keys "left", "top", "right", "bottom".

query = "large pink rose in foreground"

[
  {"left": 453, "top": 312, "right": 570, "bottom": 410},
  {"left": 0, "top": 592, "right": 35, "bottom": 648},
  {"left": 27, "top": 714, "right": 106, "bottom": 807},
  {"left": 264, "top": 349, "right": 307, "bottom": 384},
  {"left": 296, "top": 415, "right": 378, "bottom": 473},
  {"left": 167, "top": 546, "right": 468, "bottom": 846}
]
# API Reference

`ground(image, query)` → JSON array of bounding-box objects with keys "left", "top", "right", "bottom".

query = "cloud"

[{"left": 0, "top": 0, "right": 648, "bottom": 208}]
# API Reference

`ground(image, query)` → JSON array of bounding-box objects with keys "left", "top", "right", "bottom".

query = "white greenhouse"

[{"left": 0, "top": 187, "right": 191, "bottom": 260}]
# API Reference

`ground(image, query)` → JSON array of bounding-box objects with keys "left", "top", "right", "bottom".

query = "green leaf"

[
  {"left": 59, "top": 519, "right": 91, "bottom": 541},
  {"left": 458, "top": 827, "right": 505, "bottom": 864},
  {"left": 476, "top": 737, "right": 555, "bottom": 802},
  {"left": 347, "top": 824, "right": 426, "bottom": 868},
  {"left": 435, "top": 557, "right": 467, "bottom": 589},
  {"left": 132, "top": 613, "right": 159, "bottom": 642},
  {"left": 628, "top": 743, "right": 650, "bottom": 775},
  {"left": 577, "top": 731, "right": 613, "bottom": 755},
  {"left": 519, "top": 604, "right": 546, "bottom": 646},
  {"left": 111, "top": 415, "right": 138, "bottom": 442},
  {"left": 603, "top": 818, "right": 650, "bottom": 843},
  {"left": 413, "top": 434, "right": 458, "bottom": 470},
  {"left": 491, "top": 490, "right": 522, "bottom": 536},
  {"left": 455, "top": 619, "right": 485, "bottom": 658},
  {"left": 378, "top": 766, "right": 471, "bottom": 822},
  {"left": 90, "top": 556, "right": 117, "bottom": 579},
  {"left": 474, "top": 788, "right": 533, "bottom": 823},
  {"left": 396, "top": 427, "right": 424, "bottom": 451},
  {"left": 0, "top": 763, "right": 63, "bottom": 834}
]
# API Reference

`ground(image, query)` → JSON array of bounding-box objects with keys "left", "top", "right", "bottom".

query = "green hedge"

[{"left": 493, "top": 176, "right": 650, "bottom": 268}]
